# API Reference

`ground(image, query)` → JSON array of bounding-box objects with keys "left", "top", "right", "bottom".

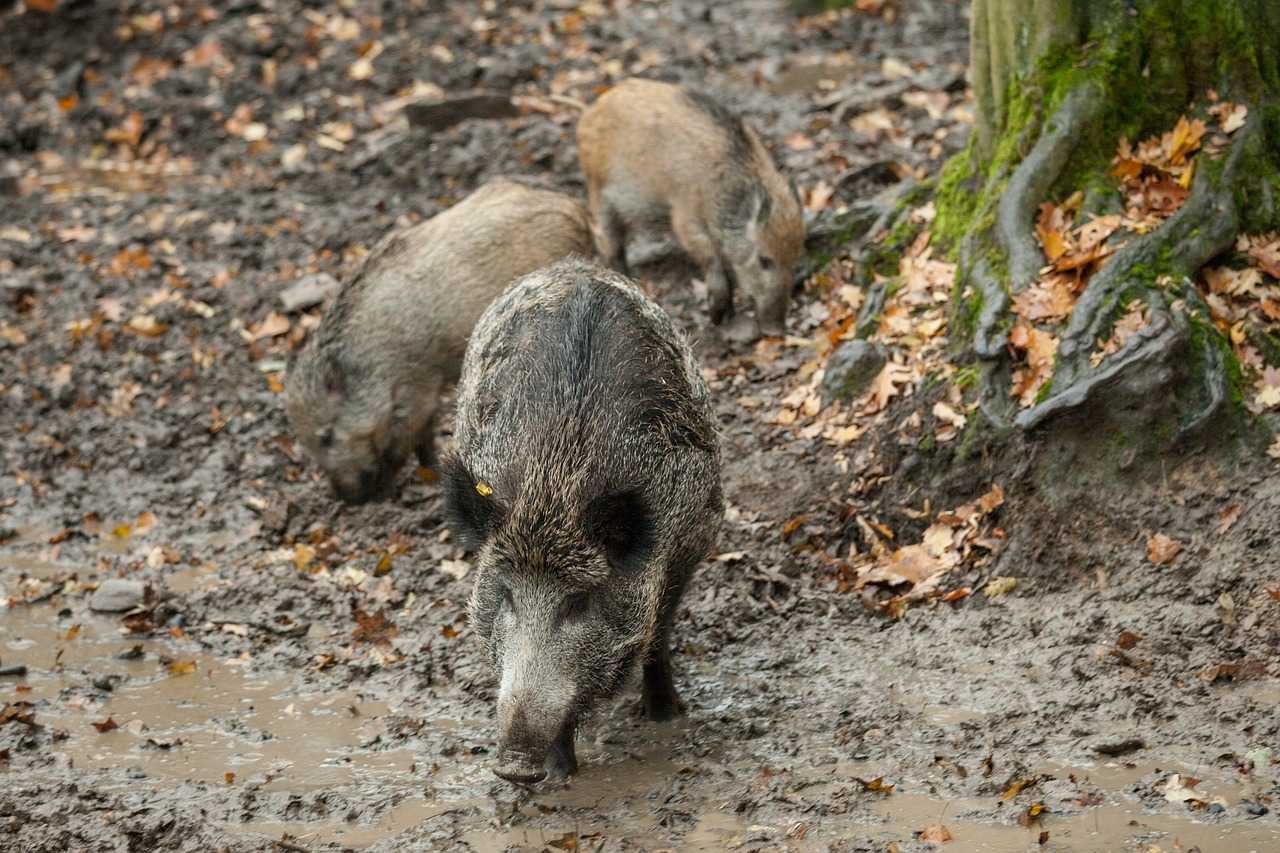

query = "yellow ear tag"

[{"left": 475, "top": 481, "right": 493, "bottom": 497}]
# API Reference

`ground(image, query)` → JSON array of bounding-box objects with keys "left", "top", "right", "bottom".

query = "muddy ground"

[{"left": 2, "top": 1, "right": 1279, "bottom": 851}]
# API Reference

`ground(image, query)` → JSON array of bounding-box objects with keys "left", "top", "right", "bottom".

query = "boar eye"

[
  {"left": 759, "top": 256, "right": 775, "bottom": 271},
  {"left": 318, "top": 429, "right": 334, "bottom": 449}
]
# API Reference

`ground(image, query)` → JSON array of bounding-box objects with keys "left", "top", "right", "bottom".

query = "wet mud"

[{"left": 2, "top": 1, "right": 1278, "bottom": 851}]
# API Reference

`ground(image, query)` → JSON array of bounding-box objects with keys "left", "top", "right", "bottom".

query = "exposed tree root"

[
  {"left": 997, "top": 84, "right": 1104, "bottom": 292},
  {"left": 998, "top": 109, "right": 1259, "bottom": 435}
]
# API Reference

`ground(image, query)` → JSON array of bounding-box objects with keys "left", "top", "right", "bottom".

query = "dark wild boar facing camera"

[
  {"left": 577, "top": 77, "right": 805, "bottom": 338},
  {"left": 285, "top": 179, "right": 592, "bottom": 504},
  {"left": 444, "top": 259, "right": 723, "bottom": 783}
]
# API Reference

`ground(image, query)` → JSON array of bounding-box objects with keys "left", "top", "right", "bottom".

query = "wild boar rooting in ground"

[
  {"left": 285, "top": 178, "right": 592, "bottom": 504},
  {"left": 577, "top": 77, "right": 805, "bottom": 337},
  {"left": 443, "top": 258, "right": 723, "bottom": 784}
]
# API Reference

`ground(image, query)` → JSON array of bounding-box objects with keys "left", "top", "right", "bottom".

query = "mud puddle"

[{"left": 7, "top": 590, "right": 1276, "bottom": 851}]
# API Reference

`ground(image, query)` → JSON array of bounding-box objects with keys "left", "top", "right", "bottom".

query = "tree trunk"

[{"left": 933, "top": 0, "right": 1280, "bottom": 456}]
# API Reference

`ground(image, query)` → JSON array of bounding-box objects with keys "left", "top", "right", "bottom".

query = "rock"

[
  {"left": 1242, "top": 800, "right": 1269, "bottom": 817},
  {"left": 0, "top": 664, "right": 27, "bottom": 677},
  {"left": 1092, "top": 736, "right": 1145, "bottom": 756},
  {"left": 279, "top": 273, "right": 339, "bottom": 313},
  {"left": 90, "top": 579, "right": 147, "bottom": 613},
  {"left": 404, "top": 93, "right": 518, "bottom": 133},
  {"left": 823, "top": 340, "right": 888, "bottom": 401}
]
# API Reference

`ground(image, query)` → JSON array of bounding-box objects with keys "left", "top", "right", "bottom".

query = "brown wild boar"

[
  {"left": 444, "top": 258, "right": 723, "bottom": 783},
  {"left": 577, "top": 78, "right": 805, "bottom": 337},
  {"left": 285, "top": 178, "right": 593, "bottom": 503}
]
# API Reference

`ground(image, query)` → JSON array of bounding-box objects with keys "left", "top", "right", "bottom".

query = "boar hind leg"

[
  {"left": 706, "top": 258, "right": 735, "bottom": 326},
  {"left": 545, "top": 719, "right": 578, "bottom": 781}
]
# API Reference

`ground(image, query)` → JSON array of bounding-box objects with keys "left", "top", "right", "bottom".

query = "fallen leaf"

[
  {"left": 124, "top": 314, "right": 168, "bottom": 338},
  {"left": 293, "top": 543, "right": 315, "bottom": 570},
  {"left": 1208, "top": 101, "right": 1248, "bottom": 134},
  {"left": 1001, "top": 777, "right": 1038, "bottom": 800},
  {"left": 1116, "top": 630, "right": 1142, "bottom": 650},
  {"left": 352, "top": 606, "right": 397, "bottom": 646},
  {"left": 439, "top": 558, "right": 471, "bottom": 580},
  {"left": 856, "top": 776, "right": 895, "bottom": 794},
  {"left": 1215, "top": 504, "right": 1241, "bottom": 535},
  {"left": 91, "top": 717, "right": 118, "bottom": 733},
  {"left": 983, "top": 577, "right": 1018, "bottom": 598},
  {"left": 919, "top": 824, "right": 953, "bottom": 844},
  {"left": 167, "top": 660, "right": 197, "bottom": 676},
  {"left": 249, "top": 312, "right": 290, "bottom": 341},
  {"left": 1146, "top": 533, "right": 1182, "bottom": 566}
]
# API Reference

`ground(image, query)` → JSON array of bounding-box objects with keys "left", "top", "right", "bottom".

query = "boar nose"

[{"left": 493, "top": 749, "right": 547, "bottom": 784}]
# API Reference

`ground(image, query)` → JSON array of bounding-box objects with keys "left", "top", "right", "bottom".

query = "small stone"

[
  {"left": 1242, "top": 800, "right": 1269, "bottom": 817},
  {"left": 0, "top": 664, "right": 27, "bottom": 678},
  {"left": 92, "top": 674, "right": 117, "bottom": 691},
  {"left": 90, "top": 579, "right": 147, "bottom": 613},
  {"left": 279, "top": 274, "right": 339, "bottom": 313},
  {"left": 1092, "top": 736, "right": 1145, "bottom": 756},
  {"left": 822, "top": 340, "right": 888, "bottom": 401}
]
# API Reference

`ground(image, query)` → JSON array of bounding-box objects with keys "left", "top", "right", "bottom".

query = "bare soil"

[{"left": 1, "top": 2, "right": 1278, "bottom": 851}]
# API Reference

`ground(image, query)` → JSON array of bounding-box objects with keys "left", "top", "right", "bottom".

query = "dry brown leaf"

[
  {"left": 1012, "top": 276, "right": 1077, "bottom": 322},
  {"left": 124, "top": 314, "right": 168, "bottom": 338},
  {"left": 250, "top": 312, "right": 291, "bottom": 341},
  {"left": 1146, "top": 532, "right": 1183, "bottom": 566},
  {"left": 868, "top": 362, "right": 911, "bottom": 412},
  {"left": 352, "top": 606, "right": 397, "bottom": 646},
  {"left": 1090, "top": 301, "right": 1148, "bottom": 367},
  {"left": 860, "top": 544, "right": 950, "bottom": 588},
  {"left": 919, "top": 824, "right": 953, "bottom": 844},
  {"left": 1009, "top": 324, "right": 1058, "bottom": 407},
  {"left": 1215, "top": 504, "right": 1241, "bottom": 536},
  {"left": 167, "top": 660, "right": 197, "bottom": 676},
  {"left": 1208, "top": 101, "right": 1248, "bottom": 134},
  {"left": 91, "top": 717, "right": 118, "bottom": 733},
  {"left": 1001, "top": 777, "right": 1038, "bottom": 800}
]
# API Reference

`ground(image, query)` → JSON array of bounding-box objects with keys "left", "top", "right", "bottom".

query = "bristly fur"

[
  {"left": 283, "top": 178, "right": 593, "bottom": 502},
  {"left": 682, "top": 88, "right": 754, "bottom": 163},
  {"left": 447, "top": 258, "right": 722, "bottom": 780},
  {"left": 577, "top": 78, "right": 806, "bottom": 335}
]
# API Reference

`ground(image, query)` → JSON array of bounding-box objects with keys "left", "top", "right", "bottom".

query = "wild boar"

[
  {"left": 576, "top": 78, "right": 805, "bottom": 337},
  {"left": 443, "top": 258, "right": 723, "bottom": 783},
  {"left": 285, "top": 178, "right": 593, "bottom": 503}
]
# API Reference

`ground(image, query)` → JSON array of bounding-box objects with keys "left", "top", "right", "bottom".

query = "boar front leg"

[
  {"left": 414, "top": 411, "right": 438, "bottom": 469},
  {"left": 706, "top": 257, "right": 734, "bottom": 326},
  {"left": 642, "top": 568, "right": 691, "bottom": 721},
  {"left": 594, "top": 200, "right": 630, "bottom": 275}
]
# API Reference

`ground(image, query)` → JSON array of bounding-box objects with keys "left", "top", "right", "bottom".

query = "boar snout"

[
  {"left": 329, "top": 462, "right": 398, "bottom": 505},
  {"left": 753, "top": 289, "right": 789, "bottom": 338},
  {"left": 494, "top": 651, "right": 577, "bottom": 783},
  {"left": 493, "top": 747, "right": 547, "bottom": 784}
]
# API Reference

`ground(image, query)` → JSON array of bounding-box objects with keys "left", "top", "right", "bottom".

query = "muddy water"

[{"left": 4, "top": 590, "right": 1278, "bottom": 850}]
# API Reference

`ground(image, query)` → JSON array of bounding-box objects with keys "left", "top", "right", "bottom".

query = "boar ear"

[
  {"left": 442, "top": 456, "right": 502, "bottom": 550},
  {"left": 583, "top": 490, "right": 654, "bottom": 573}
]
